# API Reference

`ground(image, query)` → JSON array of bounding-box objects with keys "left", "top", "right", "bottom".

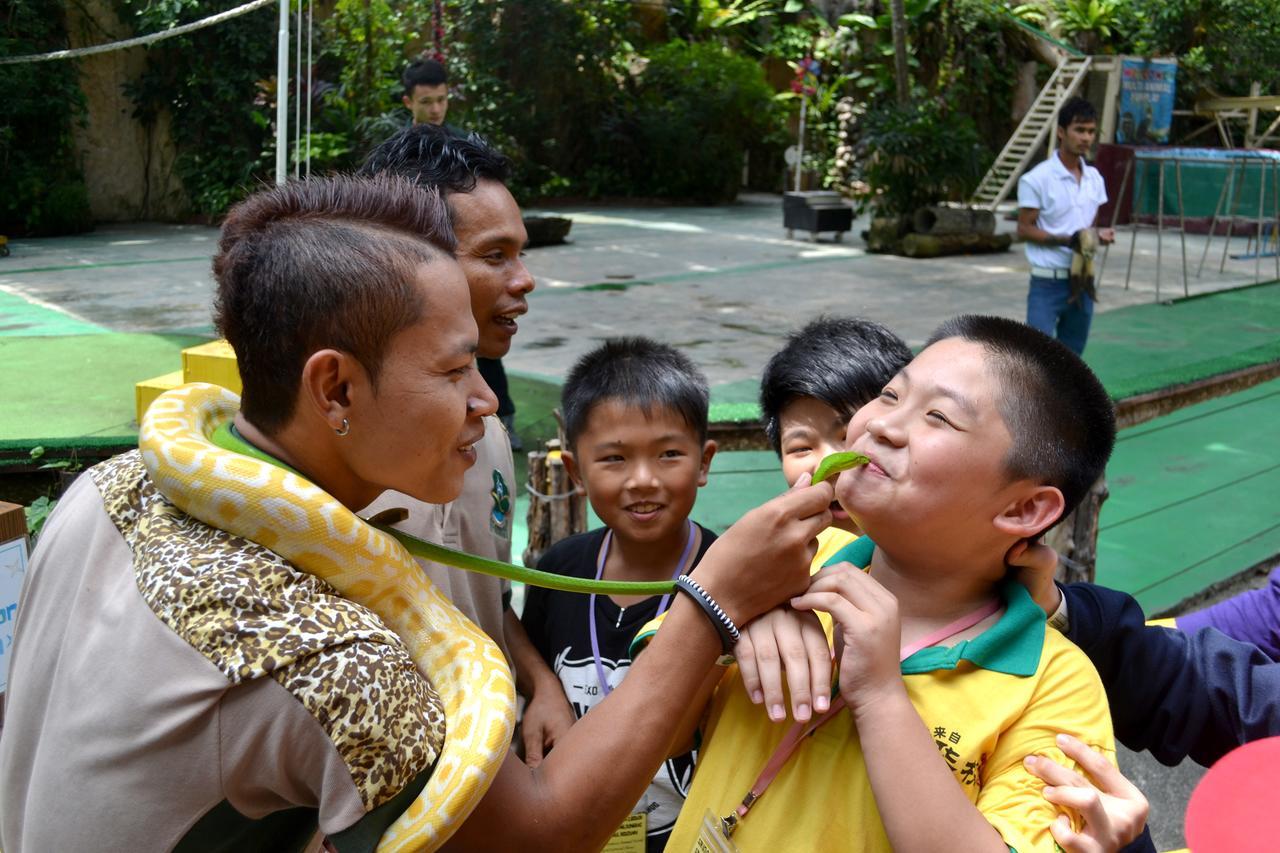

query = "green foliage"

[
  {"left": 0, "top": 0, "right": 93, "bottom": 236},
  {"left": 448, "top": 0, "right": 639, "bottom": 199},
  {"left": 853, "top": 99, "right": 989, "bottom": 217},
  {"left": 668, "top": 0, "right": 778, "bottom": 42},
  {"left": 1054, "top": 0, "right": 1121, "bottom": 51},
  {"left": 317, "top": 0, "right": 434, "bottom": 149},
  {"left": 113, "top": 0, "right": 435, "bottom": 216},
  {"left": 24, "top": 496, "right": 56, "bottom": 541},
  {"left": 1115, "top": 0, "right": 1280, "bottom": 95},
  {"left": 621, "top": 41, "right": 786, "bottom": 201},
  {"left": 776, "top": 0, "right": 1008, "bottom": 198},
  {"left": 116, "top": 0, "right": 277, "bottom": 217}
]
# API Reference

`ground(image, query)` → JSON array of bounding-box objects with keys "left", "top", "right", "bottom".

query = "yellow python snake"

[{"left": 139, "top": 382, "right": 514, "bottom": 852}]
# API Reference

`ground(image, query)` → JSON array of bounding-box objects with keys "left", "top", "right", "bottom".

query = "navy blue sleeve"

[
  {"left": 1118, "top": 826, "right": 1156, "bottom": 853},
  {"left": 1063, "top": 582, "right": 1280, "bottom": 766}
]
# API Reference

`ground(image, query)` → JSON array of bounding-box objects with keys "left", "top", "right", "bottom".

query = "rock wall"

[{"left": 63, "top": 0, "right": 189, "bottom": 221}]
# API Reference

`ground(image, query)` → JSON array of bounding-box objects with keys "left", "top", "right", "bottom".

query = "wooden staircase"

[{"left": 970, "top": 56, "right": 1092, "bottom": 210}]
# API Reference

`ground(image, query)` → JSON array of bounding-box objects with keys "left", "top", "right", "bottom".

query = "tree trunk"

[
  {"left": 912, "top": 205, "right": 997, "bottom": 236},
  {"left": 866, "top": 215, "right": 909, "bottom": 253},
  {"left": 1012, "top": 61, "right": 1040, "bottom": 124},
  {"left": 890, "top": 0, "right": 910, "bottom": 107},
  {"left": 900, "top": 232, "right": 1012, "bottom": 258}
]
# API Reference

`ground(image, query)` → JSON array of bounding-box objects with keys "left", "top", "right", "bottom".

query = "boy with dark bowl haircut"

[
  {"left": 666, "top": 315, "right": 1117, "bottom": 852},
  {"left": 521, "top": 337, "right": 719, "bottom": 852},
  {"left": 760, "top": 316, "right": 912, "bottom": 566}
]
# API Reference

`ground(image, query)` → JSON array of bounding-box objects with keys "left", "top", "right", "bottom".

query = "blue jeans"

[{"left": 1026, "top": 274, "right": 1093, "bottom": 355}]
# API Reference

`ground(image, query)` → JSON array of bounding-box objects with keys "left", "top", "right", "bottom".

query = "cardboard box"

[
  {"left": 0, "top": 501, "right": 31, "bottom": 698},
  {"left": 135, "top": 370, "right": 185, "bottom": 425},
  {"left": 182, "top": 339, "right": 242, "bottom": 394},
  {"left": 0, "top": 502, "right": 24, "bottom": 545}
]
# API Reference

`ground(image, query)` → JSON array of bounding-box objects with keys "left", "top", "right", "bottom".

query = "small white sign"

[
  {"left": 0, "top": 536, "right": 30, "bottom": 694},
  {"left": 784, "top": 145, "right": 801, "bottom": 166}
]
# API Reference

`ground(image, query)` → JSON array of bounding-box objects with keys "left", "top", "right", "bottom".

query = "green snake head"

[{"left": 812, "top": 451, "right": 870, "bottom": 485}]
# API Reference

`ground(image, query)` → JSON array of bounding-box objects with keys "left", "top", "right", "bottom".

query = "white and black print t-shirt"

[{"left": 522, "top": 524, "right": 717, "bottom": 853}]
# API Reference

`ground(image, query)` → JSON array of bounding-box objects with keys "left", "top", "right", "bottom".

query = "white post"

[
  {"left": 795, "top": 95, "right": 807, "bottom": 192},
  {"left": 274, "top": 0, "right": 290, "bottom": 184}
]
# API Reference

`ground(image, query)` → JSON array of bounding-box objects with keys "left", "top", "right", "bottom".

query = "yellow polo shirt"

[
  {"left": 630, "top": 527, "right": 863, "bottom": 652},
  {"left": 663, "top": 575, "right": 1115, "bottom": 852},
  {"left": 813, "top": 526, "right": 859, "bottom": 570}
]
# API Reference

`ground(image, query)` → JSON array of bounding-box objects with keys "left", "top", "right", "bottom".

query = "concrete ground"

[
  {"left": 3, "top": 195, "right": 1276, "bottom": 851},
  {"left": 2, "top": 194, "right": 1272, "bottom": 381}
]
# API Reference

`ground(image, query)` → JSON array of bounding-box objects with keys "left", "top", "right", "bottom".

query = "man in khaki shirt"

[{"left": 360, "top": 126, "right": 575, "bottom": 763}]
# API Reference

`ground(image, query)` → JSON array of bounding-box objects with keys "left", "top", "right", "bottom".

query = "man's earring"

[{"left": 335, "top": 417, "right": 350, "bottom": 437}]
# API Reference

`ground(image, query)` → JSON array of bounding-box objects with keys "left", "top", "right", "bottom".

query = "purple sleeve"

[{"left": 1176, "top": 567, "right": 1280, "bottom": 661}]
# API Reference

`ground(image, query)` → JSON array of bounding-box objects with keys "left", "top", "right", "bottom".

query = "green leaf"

[
  {"left": 838, "top": 12, "right": 878, "bottom": 29},
  {"left": 24, "top": 496, "right": 56, "bottom": 540}
]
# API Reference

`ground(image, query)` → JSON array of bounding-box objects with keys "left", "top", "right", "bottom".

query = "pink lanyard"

[
  {"left": 722, "top": 596, "right": 1003, "bottom": 835},
  {"left": 588, "top": 520, "right": 697, "bottom": 697}
]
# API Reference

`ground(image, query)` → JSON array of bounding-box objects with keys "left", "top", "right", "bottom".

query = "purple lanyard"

[{"left": 588, "top": 519, "right": 697, "bottom": 697}]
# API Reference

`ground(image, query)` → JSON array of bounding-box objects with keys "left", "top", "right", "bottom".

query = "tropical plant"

[
  {"left": 852, "top": 99, "right": 990, "bottom": 217},
  {"left": 1, "top": 0, "right": 92, "bottom": 236},
  {"left": 620, "top": 40, "right": 786, "bottom": 201},
  {"left": 117, "top": 0, "right": 277, "bottom": 217},
  {"left": 1053, "top": 0, "right": 1121, "bottom": 52},
  {"left": 1115, "top": 0, "right": 1280, "bottom": 95},
  {"left": 668, "top": 0, "right": 778, "bottom": 41},
  {"left": 447, "top": 0, "right": 638, "bottom": 200}
]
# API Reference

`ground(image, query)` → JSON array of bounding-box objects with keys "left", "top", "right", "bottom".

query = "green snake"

[
  {"left": 141, "top": 382, "right": 865, "bottom": 850},
  {"left": 217, "top": 419, "right": 865, "bottom": 597}
]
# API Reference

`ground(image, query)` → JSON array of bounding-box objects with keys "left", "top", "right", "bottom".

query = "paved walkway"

[{"left": 2, "top": 194, "right": 1272, "bottom": 384}]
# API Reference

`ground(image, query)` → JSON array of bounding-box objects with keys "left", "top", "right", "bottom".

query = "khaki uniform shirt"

[
  {"left": 0, "top": 454, "right": 444, "bottom": 852},
  {"left": 362, "top": 415, "right": 516, "bottom": 663}
]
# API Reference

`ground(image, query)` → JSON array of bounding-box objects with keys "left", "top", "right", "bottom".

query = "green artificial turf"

[{"left": 0, "top": 333, "right": 208, "bottom": 453}]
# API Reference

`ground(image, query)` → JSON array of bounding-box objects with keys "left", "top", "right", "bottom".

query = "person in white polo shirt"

[{"left": 1017, "top": 97, "right": 1115, "bottom": 355}]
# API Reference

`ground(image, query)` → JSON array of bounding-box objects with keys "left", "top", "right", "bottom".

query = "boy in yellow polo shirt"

[{"left": 665, "top": 315, "right": 1117, "bottom": 852}]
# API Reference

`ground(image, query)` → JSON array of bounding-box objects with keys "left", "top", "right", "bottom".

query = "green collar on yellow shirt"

[{"left": 823, "top": 539, "right": 1044, "bottom": 677}]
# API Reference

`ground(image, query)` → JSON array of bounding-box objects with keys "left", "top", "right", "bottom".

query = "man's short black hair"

[
  {"left": 760, "top": 316, "right": 912, "bottom": 454},
  {"left": 925, "top": 315, "right": 1115, "bottom": 528},
  {"left": 562, "top": 337, "right": 710, "bottom": 451},
  {"left": 402, "top": 59, "right": 448, "bottom": 97},
  {"left": 359, "top": 124, "right": 510, "bottom": 198},
  {"left": 1058, "top": 97, "right": 1098, "bottom": 128}
]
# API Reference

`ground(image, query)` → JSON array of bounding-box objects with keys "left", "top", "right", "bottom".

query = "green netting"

[{"left": 1133, "top": 153, "right": 1280, "bottom": 219}]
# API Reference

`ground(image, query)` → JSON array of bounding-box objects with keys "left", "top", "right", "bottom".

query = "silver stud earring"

[{"left": 335, "top": 417, "right": 350, "bottom": 437}]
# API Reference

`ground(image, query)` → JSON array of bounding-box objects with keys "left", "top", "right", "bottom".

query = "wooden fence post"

[
  {"left": 523, "top": 439, "right": 588, "bottom": 567},
  {"left": 1046, "top": 475, "right": 1109, "bottom": 585}
]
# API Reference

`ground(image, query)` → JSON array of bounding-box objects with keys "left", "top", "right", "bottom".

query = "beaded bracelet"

[{"left": 674, "top": 574, "right": 741, "bottom": 655}]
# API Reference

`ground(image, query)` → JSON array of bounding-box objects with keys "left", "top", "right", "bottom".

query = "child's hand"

[
  {"left": 1024, "top": 734, "right": 1148, "bottom": 853},
  {"left": 1007, "top": 539, "right": 1063, "bottom": 618},
  {"left": 790, "top": 563, "right": 902, "bottom": 712},
  {"left": 735, "top": 606, "right": 832, "bottom": 724},
  {"left": 520, "top": 685, "right": 577, "bottom": 768},
  {"left": 694, "top": 475, "right": 832, "bottom": 627}
]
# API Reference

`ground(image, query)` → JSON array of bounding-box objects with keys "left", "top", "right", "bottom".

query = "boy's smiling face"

[
  {"left": 835, "top": 338, "right": 1028, "bottom": 556},
  {"left": 778, "top": 396, "right": 859, "bottom": 533},
  {"left": 565, "top": 399, "right": 715, "bottom": 546}
]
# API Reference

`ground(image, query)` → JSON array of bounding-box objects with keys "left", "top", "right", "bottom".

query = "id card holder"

[
  {"left": 692, "top": 809, "right": 741, "bottom": 853},
  {"left": 602, "top": 812, "right": 646, "bottom": 853}
]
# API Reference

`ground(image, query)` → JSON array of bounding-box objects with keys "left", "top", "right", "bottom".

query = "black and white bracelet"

[{"left": 674, "top": 574, "right": 741, "bottom": 655}]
